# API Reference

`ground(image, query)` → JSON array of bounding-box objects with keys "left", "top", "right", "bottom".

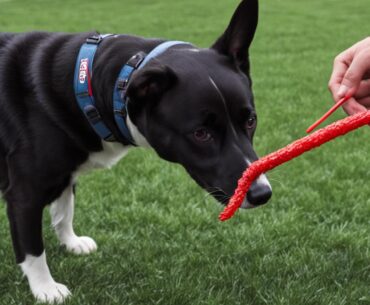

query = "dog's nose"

[{"left": 246, "top": 175, "right": 272, "bottom": 206}]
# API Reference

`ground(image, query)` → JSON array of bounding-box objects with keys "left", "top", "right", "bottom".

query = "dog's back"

[
  {"left": 0, "top": 32, "right": 84, "bottom": 192},
  {"left": 0, "top": 33, "right": 24, "bottom": 191},
  {"left": 0, "top": 33, "right": 15, "bottom": 48}
]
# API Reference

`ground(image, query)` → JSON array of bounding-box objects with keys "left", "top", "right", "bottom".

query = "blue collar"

[{"left": 74, "top": 34, "right": 191, "bottom": 145}]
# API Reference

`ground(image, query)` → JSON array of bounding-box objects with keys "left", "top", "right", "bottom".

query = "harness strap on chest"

[{"left": 74, "top": 34, "right": 115, "bottom": 141}]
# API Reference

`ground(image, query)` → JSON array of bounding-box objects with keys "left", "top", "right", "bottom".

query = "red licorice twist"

[{"left": 219, "top": 111, "right": 370, "bottom": 221}]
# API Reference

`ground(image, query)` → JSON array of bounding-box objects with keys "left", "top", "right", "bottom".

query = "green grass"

[{"left": 0, "top": 0, "right": 369, "bottom": 304}]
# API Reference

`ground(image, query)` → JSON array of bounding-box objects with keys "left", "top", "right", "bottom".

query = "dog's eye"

[
  {"left": 193, "top": 128, "right": 213, "bottom": 142},
  {"left": 246, "top": 116, "right": 257, "bottom": 129}
]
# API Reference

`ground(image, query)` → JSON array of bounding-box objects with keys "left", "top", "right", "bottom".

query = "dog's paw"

[
  {"left": 63, "top": 236, "right": 97, "bottom": 255},
  {"left": 31, "top": 281, "right": 71, "bottom": 304}
]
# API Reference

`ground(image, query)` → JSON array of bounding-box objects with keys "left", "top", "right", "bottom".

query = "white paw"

[
  {"left": 63, "top": 236, "right": 97, "bottom": 255},
  {"left": 31, "top": 281, "right": 71, "bottom": 304}
]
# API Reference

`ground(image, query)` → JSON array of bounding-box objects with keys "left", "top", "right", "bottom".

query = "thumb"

[{"left": 338, "top": 50, "right": 370, "bottom": 98}]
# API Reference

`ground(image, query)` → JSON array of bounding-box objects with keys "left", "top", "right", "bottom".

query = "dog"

[{"left": 0, "top": 0, "right": 271, "bottom": 302}]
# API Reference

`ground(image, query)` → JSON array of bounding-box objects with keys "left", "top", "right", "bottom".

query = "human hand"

[{"left": 328, "top": 37, "right": 370, "bottom": 115}]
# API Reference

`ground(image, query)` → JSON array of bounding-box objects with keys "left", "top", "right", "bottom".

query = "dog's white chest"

[{"left": 77, "top": 142, "right": 130, "bottom": 175}]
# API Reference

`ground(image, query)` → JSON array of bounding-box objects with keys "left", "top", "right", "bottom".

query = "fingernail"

[{"left": 338, "top": 85, "right": 349, "bottom": 98}]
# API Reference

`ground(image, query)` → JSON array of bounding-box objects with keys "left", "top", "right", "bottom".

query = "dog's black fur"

[{"left": 0, "top": 0, "right": 271, "bottom": 301}]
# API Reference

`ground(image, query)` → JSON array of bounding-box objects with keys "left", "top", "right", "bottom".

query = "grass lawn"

[{"left": 0, "top": 0, "right": 369, "bottom": 304}]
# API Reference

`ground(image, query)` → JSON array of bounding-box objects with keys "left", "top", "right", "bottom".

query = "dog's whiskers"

[
  {"left": 204, "top": 186, "right": 230, "bottom": 204},
  {"left": 268, "top": 177, "right": 283, "bottom": 186}
]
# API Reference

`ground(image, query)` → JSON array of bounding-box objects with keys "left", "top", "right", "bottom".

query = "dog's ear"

[
  {"left": 127, "top": 64, "right": 177, "bottom": 103},
  {"left": 211, "top": 0, "right": 258, "bottom": 74},
  {"left": 126, "top": 63, "right": 177, "bottom": 117}
]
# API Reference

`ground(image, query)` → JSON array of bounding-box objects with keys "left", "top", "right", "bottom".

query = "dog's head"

[{"left": 127, "top": 0, "right": 272, "bottom": 208}]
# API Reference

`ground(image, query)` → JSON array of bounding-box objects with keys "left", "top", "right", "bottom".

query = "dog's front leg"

[
  {"left": 50, "top": 184, "right": 97, "bottom": 255},
  {"left": 6, "top": 192, "right": 71, "bottom": 303}
]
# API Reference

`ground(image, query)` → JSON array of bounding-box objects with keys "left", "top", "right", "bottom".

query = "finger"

[
  {"left": 353, "top": 36, "right": 370, "bottom": 51},
  {"left": 341, "top": 97, "right": 367, "bottom": 116},
  {"left": 329, "top": 39, "right": 370, "bottom": 95},
  {"left": 339, "top": 50, "right": 370, "bottom": 98},
  {"left": 329, "top": 83, "right": 341, "bottom": 103},
  {"left": 354, "top": 79, "right": 370, "bottom": 99},
  {"left": 357, "top": 96, "right": 370, "bottom": 108},
  {"left": 329, "top": 59, "right": 348, "bottom": 86},
  {"left": 328, "top": 55, "right": 351, "bottom": 99}
]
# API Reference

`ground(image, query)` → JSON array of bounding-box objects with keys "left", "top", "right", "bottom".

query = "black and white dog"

[{"left": 0, "top": 0, "right": 271, "bottom": 302}]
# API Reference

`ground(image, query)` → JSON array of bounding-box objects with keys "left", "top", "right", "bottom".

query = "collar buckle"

[
  {"left": 127, "top": 51, "right": 147, "bottom": 69},
  {"left": 114, "top": 108, "right": 127, "bottom": 117},
  {"left": 86, "top": 35, "right": 103, "bottom": 45},
  {"left": 84, "top": 104, "right": 102, "bottom": 124},
  {"left": 117, "top": 79, "right": 128, "bottom": 91}
]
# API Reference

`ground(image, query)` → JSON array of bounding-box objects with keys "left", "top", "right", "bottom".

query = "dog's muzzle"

[
  {"left": 241, "top": 198, "right": 256, "bottom": 209},
  {"left": 240, "top": 174, "right": 272, "bottom": 209}
]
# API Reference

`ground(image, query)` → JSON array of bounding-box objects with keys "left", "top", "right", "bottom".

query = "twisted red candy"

[{"left": 219, "top": 111, "right": 370, "bottom": 221}]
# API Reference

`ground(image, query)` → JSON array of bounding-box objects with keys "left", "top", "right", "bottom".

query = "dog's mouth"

[
  {"left": 240, "top": 197, "right": 256, "bottom": 209},
  {"left": 190, "top": 171, "right": 268, "bottom": 209},
  {"left": 208, "top": 189, "right": 257, "bottom": 210}
]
